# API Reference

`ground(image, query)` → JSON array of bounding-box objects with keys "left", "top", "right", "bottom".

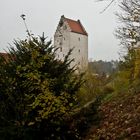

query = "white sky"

[{"left": 0, "top": 0, "right": 120, "bottom": 61}]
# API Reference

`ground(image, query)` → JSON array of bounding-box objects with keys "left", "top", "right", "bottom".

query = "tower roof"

[{"left": 62, "top": 16, "right": 88, "bottom": 36}]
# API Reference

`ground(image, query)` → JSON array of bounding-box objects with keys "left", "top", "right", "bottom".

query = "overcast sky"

[{"left": 0, "top": 0, "right": 120, "bottom": 61}]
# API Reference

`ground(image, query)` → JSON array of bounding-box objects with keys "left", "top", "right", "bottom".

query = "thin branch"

[
  {"left": 20, "top": 14, "right": 31, "bottom": 37},
  {"left": 100, "top": 0, "right": 115, "bottom": 14}
]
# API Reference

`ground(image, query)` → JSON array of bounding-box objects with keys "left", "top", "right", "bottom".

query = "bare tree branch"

[{"left": 99, "top": 0, "right": 115, "bottom": 13}]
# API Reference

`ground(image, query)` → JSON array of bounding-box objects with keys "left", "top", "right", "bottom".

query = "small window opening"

[
  {"left": 63, "top": 25, "right": 67, "bottom": 30},
  {"left": 60, "top": 47, "right": 62, "bottom": 52}
]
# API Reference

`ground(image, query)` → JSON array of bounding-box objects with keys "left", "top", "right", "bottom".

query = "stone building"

[{"left": 54, "top": 15, "right": 88, "bottom": 71}]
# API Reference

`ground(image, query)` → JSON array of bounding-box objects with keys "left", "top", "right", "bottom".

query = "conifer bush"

[{"left": 0, "top": 34, "right": 84, "bottom": 139}]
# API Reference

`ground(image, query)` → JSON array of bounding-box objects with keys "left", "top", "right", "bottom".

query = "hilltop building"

[{"left": 54, "top": 15, "right": 88, "bottom": 71}]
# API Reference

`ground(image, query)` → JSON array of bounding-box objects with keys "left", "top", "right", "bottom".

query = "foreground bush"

[{"left": 0, "top": 34, "right": 84, "bottom": 140}]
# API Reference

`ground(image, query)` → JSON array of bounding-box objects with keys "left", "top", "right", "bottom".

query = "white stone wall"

[
  {"left": 54, "top": 21, "right": 70, "bottom": 61},
  {"left": 69, "top": 32, "right": 88, "bottom": 70}
]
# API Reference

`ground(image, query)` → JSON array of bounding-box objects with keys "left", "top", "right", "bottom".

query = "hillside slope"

[{"left": 86, "top": 92, "right": 140, "bottom": 140}]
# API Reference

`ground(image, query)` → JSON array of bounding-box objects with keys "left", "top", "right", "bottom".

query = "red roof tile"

[{"left": 65, "top": 17, "right": 88, "bottom": 36}]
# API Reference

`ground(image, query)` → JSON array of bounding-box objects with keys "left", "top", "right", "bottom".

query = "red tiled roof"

[
  {"left": 0, "top": 53, "right": 10, "bottom": 61},
  {"left": 65, "top": 18, "right": 88, "bottom": 36},
  {"left": 0, "top": 53, "right": 8, "bottom": 58}
]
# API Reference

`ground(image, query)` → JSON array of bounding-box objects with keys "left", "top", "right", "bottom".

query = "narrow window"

[
  {"left": 78, "top": 37, "right": 80, "bottom": 41},
  {"left": 63, "top": 25, "right": 67, "bottom": 30},
  {"left": 60, "top": 47, "right": 62, "bottom": 52},
  {"left": 64, "top": 37, "right": 65, "bottom": 40},
  {"left": 63, "top": 54, "right": 65, "bottom": 57},
  {"left": 79, "top": 49, "right": 80, "bottom": 53}
]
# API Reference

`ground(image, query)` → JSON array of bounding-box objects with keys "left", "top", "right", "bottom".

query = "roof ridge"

[
  {"left": 77, "top": 20, "right": 88, "bottom": 36},
  {"left": 59, "top": 15, "right": 88, "bottom": 36},
  {"left": 65, "top": 17, "right": 78, "bottom": 22}
]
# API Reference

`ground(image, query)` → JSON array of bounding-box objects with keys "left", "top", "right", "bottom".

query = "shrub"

[{"left": 0, "top": 34, "right": 84, "bottom": 139}]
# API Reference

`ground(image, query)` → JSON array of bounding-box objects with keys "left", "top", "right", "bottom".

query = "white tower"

[{"left": 54, "top": 15, "right": 88, "bottom": 71}]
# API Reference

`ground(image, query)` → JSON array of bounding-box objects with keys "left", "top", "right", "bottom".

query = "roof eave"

[{"left": 71, "top": 31, "right": 88, "bottom": 36}]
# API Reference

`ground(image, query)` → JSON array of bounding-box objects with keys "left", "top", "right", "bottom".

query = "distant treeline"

[{"left": 88, "top": 60, "right": 119, "bottom": 75}]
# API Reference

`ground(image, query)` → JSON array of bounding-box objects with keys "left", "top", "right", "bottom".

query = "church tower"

[{"left": 54, "top": 15, "right": 88, "bottom": 71}]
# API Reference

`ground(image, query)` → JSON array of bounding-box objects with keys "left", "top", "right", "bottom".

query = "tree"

[
  {"left": 0, "top": 34, "right": 84, "bottom": 139},
  {"left": 114, "top": 0, "right": 140, "bottom": 87},
  {"left": 98, "top": 0, "right": 140, "bottom": 89},
  {"left": 116, "top": 0, "right": 140, "bottom": 48}
]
